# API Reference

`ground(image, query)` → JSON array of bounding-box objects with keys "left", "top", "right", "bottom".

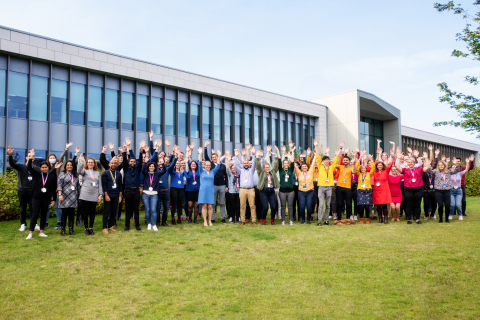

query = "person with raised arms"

[
  {"left": 77, "top": 154, "right": 103, "bottom": 235},
  {"left": 184, "top": 145, "right": 201, "bottom": 224},
  {"left": 57, "top": 154, "right": 80, "bottom": 236},
  {"left": 197, "top": 147, "right": 221, "bottom": 227},
  {"left": 256, "top": 147, "right": 280, "bottom": 225},
  {"left": 234, "top": 143, "right": 258, "bottom": 226}
]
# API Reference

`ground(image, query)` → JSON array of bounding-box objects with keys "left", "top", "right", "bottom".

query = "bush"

[
  {"left": 465, "top": 166, "right": 480, "bottom": 196},
  {"left": 0, "top": 171, "right": 21, "bottom": 221}
]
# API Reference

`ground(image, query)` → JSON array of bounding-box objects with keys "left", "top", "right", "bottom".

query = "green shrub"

[
  {"left": 0, "top": 171, "right": 21, "bottom": 221},
  {"left": 465, "top": 166, "right": 480, "bottom": 196}
]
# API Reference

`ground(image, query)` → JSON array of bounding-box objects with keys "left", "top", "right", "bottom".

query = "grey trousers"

[
  {"left": 275, "top": 188, "right": 281, "bottom": 217},
  {"left": 212, "top": 185, "right": 226, "bottom": 220},
  {"left": 317, "top": 186, "right": 332, "bottom": 222},
  {"left": 279, "top": 191, "right": 295, "bottom": 222}
]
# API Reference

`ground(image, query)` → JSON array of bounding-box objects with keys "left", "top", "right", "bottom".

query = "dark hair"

[
  {"left": 62, "top": 160, "right": 78, "bottom": 177},
  {"left": 189, "top": 160, "right": 198, "bottom": 171},
  {"left": 322, "top": 155, "right": 330, "bottom": 161},
  {"left": 343, "top": 156, "right": 350, "bottom": 161},
  {"left": 146, "top": 162, "right": 157, "bottom": 171},
  {"left": 39, "top": 161, "right": 50, "bottom": 170},
  {"left": 375, "top": 161, "right": 385, "bottom": 171},
  {"left": 48, "top": 153, "right": 57, "bottom": 160}
]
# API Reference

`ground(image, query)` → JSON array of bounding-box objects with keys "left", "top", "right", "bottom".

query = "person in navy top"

[
  {"left": 141, "top": 161, "right": 167, "bottom": 231},
  {"left": 101, "top": 159, "right": 123, "bottom": 234},
  {"left": 184, "top": 145, "right": 201, "bottom": 223},
  {"left": 122, "top": 144, "right": 143, "bottom": 231},
  {"left": 169, "top": 147, "right": 185, "bottom": 225}
]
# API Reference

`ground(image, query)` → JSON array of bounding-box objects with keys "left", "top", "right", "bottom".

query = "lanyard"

[
  {"left": 88, "top": 169, "right": 95, "bottom": 181},
  {"left": 361, "top": 173, "right": 367, "bottom": 184},
  {"left": 149, "top": 173, "right": 154, "bottom": 186},
  {"left": 244, "top": 169, "right": 249, "bottom": 181},
  {"left": 453, "top": 174, "right": 457, "bottom": 185},
  {"left": 41, "top": 172, "right": 48, "bottom": 187},
  {"left": 110, "top": 170, "right": 116, "bottom": 184},
  {"left": 428, "top": 174, "right": 433, "bottom": 184},
  {"left": 343, "top": 167, "right": 348, "bottom": 179},
  {"left": 178, "top": 171, "right": 181, "bottom": 180},
  {"left": 193, "top": 171, "right": 196, "bottom": 181},
  {"left": 267, "top": 174, "right": 271, "bottom": 185},
  {"left": 67, "top": 173, "right": 74, "bottom": 185},
  {"left": 442, "top": 173, "right": 446, "bottom": 183},
  {"left": 409, "top": 168, "right": 415, "bottom": 178},
  {"left": 322, "top": 164, "right": 329, "bottom": 178},
  {"left": 303, "top": 172, "right": 307, "bottom": 183}
]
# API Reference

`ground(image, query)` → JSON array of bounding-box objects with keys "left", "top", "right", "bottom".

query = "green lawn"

[{"left": 1, "top": 198, "right": 480, "bottom": 319}]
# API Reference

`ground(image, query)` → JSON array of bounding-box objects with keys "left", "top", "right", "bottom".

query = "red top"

[
  {"left": 372, "top": 161, "right": 393, "bottom": 205},
  {"left": 388, "top": 174, "right": 404, "bottom": 203},
  {"left": 333, "top": 169, "right": 339, "bottom": 182},
  {"left": 401, "top": 166, "right": 424, "bottom": 188}
]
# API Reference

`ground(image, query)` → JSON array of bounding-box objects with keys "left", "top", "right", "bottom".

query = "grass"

[{"left": 1, "top": 198, "right": 480, "bottom": 319}]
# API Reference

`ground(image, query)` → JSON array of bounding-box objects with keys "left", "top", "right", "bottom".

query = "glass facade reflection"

[
  {"left": 30, "top": 75, "right": 48, "bottom": 121},
  {"left": 360, "top": 117, "right": 383, "bottom": 155},
  {"left": 178, "top": 102, "right": 187, "bottom": 137},
  {"left": 272, "top": 119, "right": 277, "bottom": 146},
  {"left": 263, "top": 117, "right": 269, "bottom": 146},
  {"left": 203, "top": 106, "right": 210, "bottom": 139},
  {"left": 296, "top": 123, "right": 301, "bottom": 148},
  {"left": 122, "top": 92, "right": 133, "bottom": 130},
  {"left": 165, "top": 99, "right": 175, "bottom": 135},
  {"left": 254, "top": 115, "right": 260, "bottom": 145},
  {"left": 8, "top": 71, "right": 28, "bottom": 119},
  {"left": 214, "top": 108, "right": 221, "bottom": 140},
  {"left": 88, "top": 85, "right": 102, "bottom": 127},
  {"left": 51, "top": 79, "right": 67, "bottom": 123},
  {"left": 137, "top": 94, "right": 148, "bottom": 132},
  {"left": 280, "top": 120, "right": 285, "bottom": 145},
  {"left": 191, "top": 104, "right": 199, "bottom": 138},
  {"left": 0, "top": 70, "right": 5, "bottom": 116},
  {"left": 151, "top": 97, "right": 161, "bottom": 134},
  {"left": 224, "top": 110, "right": 231, "bottom": 142},
  {"left": 70, "top": 82, "right": 85, "bottom": 125},
  {"left": 235, "top": 112, "right": 242, "bottom": 143},
  {"left": 105, "top": 89, "right": 118, "bottom": 129},
  {"left": 244, "top": 113, "right": 251, "bottom": 144}
]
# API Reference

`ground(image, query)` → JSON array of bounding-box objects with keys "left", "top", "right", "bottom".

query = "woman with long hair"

[
  {"left": 225, "top": 159, "right": 240, "bottom": 224},
  {"left": 449, "top": 158, "right": 471, "bottom": 221},
  {"left": 371, "top": 148, "right": 394, "bottom": 224},
  {"left": 184, "top": 153, "right": 201, "bottom": 224},
  {"left": 294, "top": 157, "right": 317, "bottom": 224},
  {"left": 77, "top": 154, "right": 103, "bottom": 235},
  {"left": 197, "top": 148, "right": 221, "bottom": 227},
  {"left": 256, "top": 149, "right": 279, "bottom": 225},
  {"left": 57, "top": 159, "right": 80, "bottom": 236},
  {"left": 142, "top": 161, "right": 166, "bottom": 230},
  {"left": 355, "top": 151, "right": 375, "bottom": 224},
  {"left": 169, "top": 146, "right": 185, "bottom": 225},
  {"left": 278, "top": 151, "right": 296, "bottom": 225},
  {"left": 388, "top": 166, "right": 404, "bottom": 222}
]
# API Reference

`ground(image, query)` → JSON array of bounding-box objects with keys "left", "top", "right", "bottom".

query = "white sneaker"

[
  {"left": 153, "top": 225, "right": 158, "bottom": 231},
  {"left": 35, "top": 224, "right": 40, "bottom": 231},
  {"left": 433, "top": 215, "right": 437, "bottom": 220},
  {"left": 353, "top": 216, "right": 358, "bottom": 221},
  {"left": 147, "top": 224, "right": 152, "bottom": 230},
  {"left": 449, "top": 215, "right": 453, "bottom": 220},
  {"left": 289, "top": 221, "right": 293, "bottom": 225},
  {"left": 329, "top": 216, "right": 332, "bottom": 219},
  {"left": 19, "top": 224, "right": 26, "bottom": 231},
  {"left": 282, "top": 221, "right": 285, "bottom": 225},
  {"left": 459, "top": 216, "right": 463, "bottom": 220},
  {"left": 424, "top": 216, "right": 429, "bottom": 220},
  {"left": 229, "top": 217, "right": 232, "bottom": 222},
  {"left": 26, "top": 233, "right": 32, "bottom": 240},
  {"left": 39, "top": 232, "right": 48, "bottom": 237}
]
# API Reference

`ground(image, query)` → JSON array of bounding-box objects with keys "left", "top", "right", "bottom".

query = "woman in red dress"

[
  {"left": 372, "top": 148, "right": 394, "bottom": 224},
  {"left": 388, "top": 166, "right": 404, "bottom": 222}
]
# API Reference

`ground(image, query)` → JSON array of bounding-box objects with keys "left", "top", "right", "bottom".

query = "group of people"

[{"left": 7, "top": 131, "right": 475, "bottom": 239}]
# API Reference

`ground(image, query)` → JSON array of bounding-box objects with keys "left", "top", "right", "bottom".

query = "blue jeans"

[
  {"left": 297, "top": 189, "right": 314, "bottom": 222},
  {"left": 450, "top": 188, "right": 463, "bottom": 217},
  {"left": 142, "top": 193, "right": 158, "bottom": 225},
  {"left": 158, "top": 190, "right": 170, "bottom": 224}
]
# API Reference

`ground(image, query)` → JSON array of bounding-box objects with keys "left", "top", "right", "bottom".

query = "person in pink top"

[{"left": 388, "top": 166, "right": 404, "bottom": 222}]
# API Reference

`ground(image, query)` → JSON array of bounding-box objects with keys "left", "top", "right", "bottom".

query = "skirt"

[
  {"left": 357, "top": 189, "right": 373, "bottom": 205},
  {"left": 185, "top": 191, "right": 199, "bottom": 203}
]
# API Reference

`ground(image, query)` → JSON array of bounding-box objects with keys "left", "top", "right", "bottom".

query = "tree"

[{"left": 433, "top": 1, "right": 480, "bottom": 137}]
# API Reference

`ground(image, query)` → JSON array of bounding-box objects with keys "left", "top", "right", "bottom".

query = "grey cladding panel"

[
  {"left": 122, "top": 79, "right": 134, "bottom": 93},
  {"left": 178, "top": 90, "right": 188, "bottom": 103},
  {"left": 279, "top": 111, "right": 285, "bottom": 121},
  {"left": 7, "top": 118, "right": 28, "bottom": 149},
  {"left": 0, "top": 55, "right": 6, "bottom": 70},
  {"left": 234, "top": 102, "right": 242, "bottom": 112},
  {"left": 50, "top": 123, "right": 68, "bottom": 151},
  {"left": 244, "top": 104, "right": 251, "bottom": 114},
  {"left": 302, "top": 116, "right": 308, "bottom": 124},
  {"left": 191, "top": 93, "right": 200, "bottom": 105},
  {"left": 0, "top": 118, "right": 4, "bottom": 147},
  {"left": 69, "top": 125, "right": 85, "bottom": 151},
  {"left": 52, "top": 65, "right": 69, "bottom": 81},
  {"left": 106, "top": 77, "right": 120, "bottom": 90},
  {"left": 29, "top": 121, "right": 48, "bottom": 150},
  {"left": 254, "top": 106, "right": 261, "bottom": 116},
  {"left": 202, "top": 96, "right": 211, "bottom": 107},
  {"left": 213, "top": 98, "right": 222, "bottom": 109},
  {"left": 104, "top": 129, "right": 119, "bottom": 146},
  {"left": 271, "top": 110, "right": 278, "bottom": 119},
  {"left": 310, "top": 118, "right": 315, "bottom": 126},
  {"left": 72, "top": 69, "right": 87, "bottom": 84},
  {"left": 151, "top": 86, "right": 163, "bottom": 98},
  {"left": 32, "top": 61, "right": 50, "bottom": 77},
  {"left": 224, "top": 100, "right": 232, "bottom": 111},
  {"left": 165, "top": 88, "right": 176, "bottom": 100},
  {"left": 89, "top": 73, "right": 104, "bottom": 87},
  {"left": 10, "top": 57, "right": 29, "bottom": 74},
  {"left": 87, "top": 127, "right": 103, "bottom": 153},
  {"left": 137, "top": 82, "right": 149, "bottom": 96},
  {"left": 287, "top": 113, "right": 293, "bottom": 122}
]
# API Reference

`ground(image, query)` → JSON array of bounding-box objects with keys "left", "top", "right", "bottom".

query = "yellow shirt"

[
  {"left": 315, "top": 155, "right": 339, "bottom": 187},
  {"left": 337, "top": 164, "right": 353, "bottom": 189},
  {"left": 294, "top": 164, "right": 316, "bottom": 192},
  {"left": 356, "top": 162, "right": 375, "bottom": 190}
]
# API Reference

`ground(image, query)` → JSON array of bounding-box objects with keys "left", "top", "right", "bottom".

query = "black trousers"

[
  {"left": 170, "top": 187, "right": 184, "bottom": 219},
  {"left": 18, "top": 189, "right": 33, "bottom": 226},
  {"left": 358, "top": 204, "right": 371, "bottom": 218},
  {"left": 260, "top": 188, "right": 277, "bottom": 220},
  {"left": 82, "top": 200, "right": 97, "bottom": 229},
  {"left": 60, "top": 208, "right": 75, "bottom": 229},
  {"left": 337, "top": 186, "right": 352, "bottom": 220},
  {"left": 124, "top": 188, "right": 140, "bottom": 228},
  {"left": 103, "top": 195, "right": 119, "bottom": 229},
  {"left": 29, "top": 198, "right": 49, "bottom": 231},
  {"left": 423, "top": 189, "right": 437, "bottom": 217},
  {"left": 435, "top": 189, "right": 451, "bottom": 221},
  {"left": 351, "top": 183, "right": 358, "bottom": 217},
  {"left": 404, "top": 187, "right": 424, "bottom": 221},
  {"left": 226, "top": 192, "right": 240, "bottom": 222},
  {"left": 400, "top": 181, "right": 405, "bottom": 216}
]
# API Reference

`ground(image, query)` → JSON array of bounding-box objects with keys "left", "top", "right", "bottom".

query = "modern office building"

[{"left": 0, "top": 25, "right": 479, "bottom": 170}]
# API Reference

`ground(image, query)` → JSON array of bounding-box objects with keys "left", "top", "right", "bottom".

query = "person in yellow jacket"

[
  {"left": 314, "top": 139, "right": 340, "bottom": 226},
  {"left": 355, "top": 151, "right": 375, "bottom": 224},
  {"left": 294, "top": 158, "right": 317, "bottom": 224}
]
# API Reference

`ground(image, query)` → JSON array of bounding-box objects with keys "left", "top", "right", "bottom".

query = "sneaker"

[
  {"left": 229, "top": 217, "right": 232, "bottom": 222},
  {"left": 221, "top": 219, "right": 226, "bottom": 224},
  {"left": 448, "top": 215, "right": 453, "bottom": 220},
  {"left": 463, "top": 213, "right": 468, "bottom": 217},
  {"left": 147, "top": 224, "right": 152, "bottom": 230},
  {"left": 282, "top": 221, "right": 285, "bottom": 225},
  {"left": 324, "top": 221, "right": 330, "bottom": 225},
  {"left": 407, "top": 221, "right": 412, "bottom": 224},
  {"left": 45, "top": 223, "right": 49, "bottom": 228},
  {"left": 416, "top": 220, "right": 422, "bottom": 224},
  {"left": 301, "top": 220, "right": 305, "bottom": 224},
  {"left": 317, "top": 222, "right": 322, "bottom": 226},
  {"left": 124, "top": 226, "right": 130, "bottom": 231},
  {"left": 136, "top": 226, "right": 142, "bottom": 231},
  {"left": 262, "top": 220, "right": 266, "bottom": 226},
  {"left": 19, "top": 224, "right": 26, "bottom": 232},
  {"left": 353, "top": 216, "right": 358, "bottom": 221},
  {"left": 459, "top": 216, "right": 463, "bottom": 221},
  {"left": 102, "top": 229, "right": 108, "bottom": 234},
  {"left": 432, "top": 215, "right": 437, "bottom": 220},
  {"left": 424, "top": 216, "right": 429, "bottom": 220},
  {"left": 35, "top": 224, "right": 40, "bottom": 231},
  {"left": 26, "top": 233, "right": 32, "bottom": 240},
  {"left": 55, "top": 222, "right": 61, "bottom": 230},
  {"left": 153, "top": 225, "right": 158, "bottom": 231},
  {"left": 329, "top": 216, "right": 332, "bottom": 219},
  {"left": 39, "top": 232, "right": 48, "bottom": 237},
  {"left": 289, "top": 221, "right": 293, "bottom": 225}
]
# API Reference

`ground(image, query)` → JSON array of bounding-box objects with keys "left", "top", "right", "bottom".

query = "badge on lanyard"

[
  {"left": 28, "top": 176, "right": 32, "bottom": 181},
  {"left": 430, "top": 185, "right": 433, "bottom": 189},
  {"left": 92, "top": 182, "right": 96, "bottom": 186},
  {"left": 192, "top": 181, "right": 197, "bottom": 185},
  {"left": 326, "top": 179, "right": 330, "bottom": 182},
  {"left": 361, "top": 184, "right": 365, "bottom": 188},
  {"left": 149, "top": 187, "right": 153, "bottom": 191},
  {"left": 41, "top": 172, "right": 48, "bottom": 193},
  {"left": 343, "top": 179, "right": 347, "bottom": 183},
  {"left": 376, "top": 182, "right": 380, "bottom": 187},
  {"left": 41, "top": 188, "right": 47, "bottom": 193},
  {"left": 71, "top": 186, "right": 75, "bottom": 191}
]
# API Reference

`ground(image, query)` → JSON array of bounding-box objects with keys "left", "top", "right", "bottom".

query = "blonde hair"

[
  {"left": 359, "top": 165, "right": 367, "bottom": 173},
  {"left": 436, "top": 160, "right": 448, "bottom": 173}
]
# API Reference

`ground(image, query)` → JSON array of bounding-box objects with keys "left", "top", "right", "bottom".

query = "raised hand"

[
  {"left": 66, "top": 142, "right": 73, "bottom": 149},
  {"left": 144, "top": 145, "right": 150, "bottom": 154},
  {"left": 441, "top": 154, "right": 446, "bottom": 161},
  {"left": 7, "top": 146, "right": 13, "bottom": 156},
  {"left": 407, "top": 147, "right": 412, "bottom": 154},
  {"left": 435, "top": 149, "right": 440, "bottom": 156},
  {"left": 423, "top": 152, "right": 428, "bottom": 159},
  {"left": 470, "top": 154, "right": 475, "bottom": 161},
  {"left": 267, "top": 145, "right": 272, "bottom": 153},
  {"left": 389, "top": 141, "right": 394, "bottom": 145},
  {"left": 225, "top": 149, "right": 231, "bottom": 155},
  {"left": 149, "top": 130, "right": 154, "bottom": 140},
  {"left": 125, "top": 137, "right": 132, "bottom": 147},
  {"left": 306, "top": 148, "right": 311, "bottom": 155},
  {"left": 282, "top": 145, "right": 286, "bottom": 153},
  {"left": 197, "top": 147, "right": 203, "bottom": 154},
  {"left": 190, "top": 142, "right": 196, "bottom": 149},
  {"left": 246, "top": 143, "right": 251, "bottom": 150},
  {"left": 108, "top": 142, "right": 114, "bottom": 150},
  {"left": 165, "top": 140, "right": 170, "bottom": 147},
  {"left": 55, "top": 162, "right": 63, "bottom": 169},
  {"left": 446, "top": 157, "right": 450, "bottom": 163},
  {"left": 334, "top": 149, "right": 340, "bottom": 156},
  {"left": 118, "top": 147, "right": 123, "bottom": 153},
  {"left": 79, "top": 153, "right": 85, "bottom": 162},
  {"left": 75, "top": 147, "right": 80, "bottom": 155},
  {"left": 251, "top": 146, "right": 255, "bottom": 154},
  {"left": 428, "top": 144, "right": 433, "bottom": 151},
  {"left": 241, "top": 148, "right": 246, "bottom": 155},
  {"left": 204, "top": 141, "right": 210, "bottom": 148},
  {"left": 234, "top": 149, "right": 240, "bottom": 157},
  {"left": 390, "top": 149, "right": 395, "bottom": 156},
  {"left": 344, "top": 147, "right": 349, "bottom": 154},
  {"left": 377, "top": 147, "right": 382, "bottom": 154},
  {"left": 413, "top": 150, "right": 419, "bottom": 157},
  {"left": 102, "top": 146, "right": 107, "bottom": 153},
  {"left": 325, "top": 147, "right": 330, "bottom": 155},
  {"left": 339, "top": 140, "right": 345, "bottom": 148},
  {"left": 355, "top": 147, "right": 359, "bottom": 153}
]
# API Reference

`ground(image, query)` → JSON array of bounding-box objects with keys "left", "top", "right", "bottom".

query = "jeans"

[
  {"left": 337, "top": 186, "right": 352, "bottom": 220},
  {"left": 142, "top": 193, "right": 158, "bottom": 225},
  {"left": 30, "top": 198, "right": 49, "bottom": 232},
  {"left": 158, "top": 190, "right": 170, "bottom": 224},
  {"left": 435, "top": 189, "right": 451, "bottom": 221},
  {"left": 124, "top": 188, "right": 140, "bottom": 228},
  {"left": 450, "top": 188, "right": 463, "bottom": 217},
  {"left": 213, "top": 185, "right": 226, "bottom": 220},
  {"left": 317, "top": 186, "right": 332, "bottom": 222},
  {"left": 103, "top": 195, "right": 119, "bottom": 229},
  {"left": 279, "top": 191, "right": 295, "bottom": 222},
  {"left": 18, "top": 189, "right": 33, "bottom": 226},
  {"left": 298, "top": 190, "right": 314, "bottom": 222},
  {"left": 259, "top": 188, "right": 277, "bottom": 220},
  {"left": 404, "top": 187, "right": 424, "bottom": 221}
]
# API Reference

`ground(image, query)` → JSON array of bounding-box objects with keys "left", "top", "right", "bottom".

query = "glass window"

[
  {"left": 288, "top": 122, "right": 293, "bottom": 144},
  {"left": 190, "top": 104, "right": 200, "bottom": 138},
  {"left": 280, "top": 120, "right": 285, "bottom": 145},
  {"left": 0, "top": 70, "right": 5, "bottom": 116},
  {"left": 304, "top": 124, "right": 308, "bottom": 149},
  {"left": 203, "top": 106, "right": 210, "bottom": 139},
  {"left": 88, "top": 86, "right": 102, "bottom": 127},
  {"left": 34, "top": 150, "right": 47, "bottom": 162},
  {"left": 105, "top": 89, "right": 119, "bottom": 129},
  {"left": 263, "top": 117, "right": 269, "bottom": 146},
  {"left": 310, "top": 126, "right": 314, "bottom": 148},
  {"left": 151, "top": 97, "right": 162, "bottom": 134},
  {"left": 244, "top": 113, "right": 251, "bottom": 144},
  {"left": 254, "top": 115, "right": 260, "bottom": 145},
  {"left": 165, "top": 99, "right": 175, "bottom": 135},
  {"left": 224, "top": 110, "right": 231, "bottom": 141},
  {"left": 374, "top": 120, "right": 383, "bottom": 137},
  {"left": 214, "top": 108, "right": 221, "bottom": 140},
  {"left": 0, "top": 147, "right": 3, "bottom": 170},
  {"left": 121, "top": 91, "right": 133, "bottom": 130},
  {"left": 8, "top": 71, "right": 28, "bottom": 119},
  {"left": 70, "top": 82, "right": 85, "bottom": 125},
  {"left": 272, "top": 119, "right": 277, "bottom": 146},
  {"left": 9, "top": 148, "right": 26, "bottom": 166},
  {"left": 235, "top": 112, "right": 242, "bottom": 143},
  {"left": 137, "top": 94, "right": 148, "bottom": 132},
  {"left": 178, "top": 102, "right": 187, "bottom": 137},
  {"left": 30, "top": 75, "right": 48, "bottom": 121},
  {"left": 296, "top": 123, "right": 301, "bottom": 148},
  {"left": 51, "top": 79, "right": 67, "bottom": 123}
]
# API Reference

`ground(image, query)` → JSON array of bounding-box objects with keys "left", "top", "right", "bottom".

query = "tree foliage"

[{"left": 434, "top": 1, "right": 480, "bottom": 137}]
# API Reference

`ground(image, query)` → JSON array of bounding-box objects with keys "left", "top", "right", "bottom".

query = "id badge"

[
  {"left": 71, "top": 186, "right": 75, "bottom": 191},
  {"left": 454, "top": 186, "right": 458, "bottom": 189},
  {"left": 178, "top": 180, "right": 181, "bottom": 185},
  {"left": 326, "top": 179, "right": 330, "bottom": 182},
  {"left": 41, "top": 188, "right": 47, "bottom": 193},
  {"left": 315, "top": 178, "right": 318, "bottom": 182},
  {"left": 149, "top": 187, "right": 153, "bottom": 191},
  {"left": 112, "top": 184, "right": 117, "bottom": 189},
  {"left": 159, "top": 180, "right": 163, "bottom": 184},
  {"left": 285, "top": 178, "right": 288, "bottom": 182},
  {"left": 295, "top": 182, "right": 298, "bottom": 186},
  {"left": 361, "top": 184, "right": 365, "bottom": 188},
  {"left": 28, "top": 176, "right": 33, "bottom": 181},
  {"left": 412, "top": 178, "right": 416, "bottom": 183},
  {"left": 192, "top": 181, "right": 197, "bottom": 185},
  {"left": 303, "top": 184, "right": 307, "bottom": 188},
  {"left": 430, "top": 185, "right": 433, "bottom": 189},
  {"left": 268, "top": 184, "right": 272, "bottom": 188},
  {"left": 92, "top": 182, "right": 96, "bottom": 187},
  {"left": 376, "top": 183, "right": 380, "bottom": 187},
  {"left": 244, "top": 180, "right": 248, "bottom": 184},
  {"left": 285, "top": 175, "right": 289, "bottom": 179},
  {"left": 443, "top": 183, "right": 447, "bottom": 187},
  {"left": 343, "top": 179, "right": 347, "bottom": 183}
]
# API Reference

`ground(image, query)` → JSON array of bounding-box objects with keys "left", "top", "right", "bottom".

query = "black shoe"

[
  {"left": 136, "top": 226, "right": 142, "bottom": 231},
  {"left": 162, "top": 222, "right": 169, "bottom": 227},
  {"left": 307, "top": 220, "right": 311, "bottom": 225},
  {"left": 324, "top": 221, "right": 330, "bottom": 225},
  {"left": 89, "top": 229, "right": 95, "bottom": 235},
  {"left": 68, "top": 227, "right": 75, "bottom": 235},
  {"left": 124, "top": 226, "right": 130, "bottom": 231},
  {"left": 407, "top": 221, "right": 412, "bottom": 224},
  {"left": 439, "top": 219, "right": 443, "bottom": 223},
  {"left": 399, "top": 214, "right": 403, "bottom": 217},
  {"left": 193, "top": 219, "right": 198, "bottom": 224},
  {"left": 446, "top": 219, "right": 450, "bottom": 223},
  {"left": 416, "top": 220, "right": 422, "bottom": 224},
  {"left": 463, "top": 213, "right": 468, "bottom": 217},
  {"left": 85, "top": 229, "right": 89, "bottom": 235},
  {"left": 188, "top": 219, "right": 192, "bottom": 224},
  {"left": 301, "top": 220, "right": 305, "bottom": 224},
  {"left": 211, "top": 220, "right": 215, "bottom": 223},
  {"left": 45, "top": 223, "right": 49, "bottom": 228},
  {"left": 61, "top": 228, "right": 66, "bottom": 236},
  {"left": 317, "top": 222, "right": 322, "bottom": 226},
  {"left": 221, "top": 219, "right": 226, "bottom": 224}
]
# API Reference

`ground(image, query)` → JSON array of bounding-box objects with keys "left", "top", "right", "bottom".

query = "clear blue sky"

[{"left": 2, "top": 0, "right": 479, "bottom": 145}]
